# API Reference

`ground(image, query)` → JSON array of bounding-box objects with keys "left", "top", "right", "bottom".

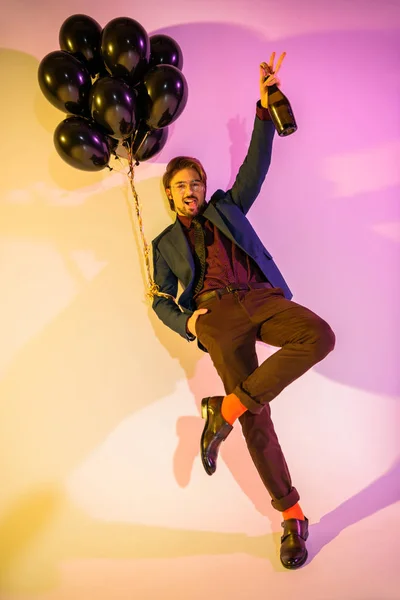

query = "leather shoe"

[
  {"left": 200, "top": 396, "right": 233, "bottom": 475},
  {"left": 280, "top": 517, "right": 309, "bottom": 569}
]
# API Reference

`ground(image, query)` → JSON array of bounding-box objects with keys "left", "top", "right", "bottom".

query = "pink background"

[{"left": 0, "top": 0, "right": 399, "bottom": 598}]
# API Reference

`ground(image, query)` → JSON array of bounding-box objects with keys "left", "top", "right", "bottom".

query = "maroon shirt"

[{"left": 178, "top": 214, "right": 269, "bottom": 299}]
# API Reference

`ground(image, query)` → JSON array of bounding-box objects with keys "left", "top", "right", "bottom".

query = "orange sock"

[
  {"left": 221, "top": 393, "right": 247, "bottom": 424},
  {"left": 282, "top": 502, "right": 305, "bottom": 521}
]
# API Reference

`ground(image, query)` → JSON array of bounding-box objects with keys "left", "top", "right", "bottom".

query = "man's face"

[{"left": 166, "top": 168, "right": 206, "bottom": 218}]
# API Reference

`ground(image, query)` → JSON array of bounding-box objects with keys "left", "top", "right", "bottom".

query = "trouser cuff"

[
  {"left": 271, "top": 486, "right": 300, "bottom": 512},
  {"left": 233, "top": 383, "right": 264, "bottom": 414}
]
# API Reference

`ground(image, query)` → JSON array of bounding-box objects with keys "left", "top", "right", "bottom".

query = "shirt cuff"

[{"left": 256, "top": 100, "right": 271, "bottom": 121}]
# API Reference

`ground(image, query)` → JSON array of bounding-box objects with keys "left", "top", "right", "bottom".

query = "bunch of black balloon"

[{"left": 38, "top": 14, "right": 187, "bottom": 171}]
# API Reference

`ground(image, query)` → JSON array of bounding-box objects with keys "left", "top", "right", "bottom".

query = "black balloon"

[
  {"left": 54, "top": 116, "right": 112, "bottom": 171},
  {"left": 149, "top": 34, "right": 183, "bottom": 70},
  {"left": 59, "top": 14, "right": 103, "bottom": 77},
  {"left": 142, "top": 64, "right": 188, "bottom": 129},
  {"left": 38, "top": 50, "right": 92, "bottom": 115},
  {"left": 107, "top": 136, "right": 119, "bottom": 154},
  {"left": 131, "top": 122, "right": 169, "bottom": 162},
  {"left": 132, "top": 82, "right": 149, "bottom": 122},
  {"left": 101, "top": 17, "right": 149, "bottom": 84},
  {"left": 90, "top": 77, "right": 137, "bottom": 139}
]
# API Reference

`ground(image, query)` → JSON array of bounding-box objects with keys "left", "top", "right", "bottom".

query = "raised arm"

[{"left": 229, "top": 52, "right": 286, "bottom": 215}]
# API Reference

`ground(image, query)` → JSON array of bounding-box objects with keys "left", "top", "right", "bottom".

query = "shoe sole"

[{"left": 200, "top": 398, "right": 213, "bottom": 476}]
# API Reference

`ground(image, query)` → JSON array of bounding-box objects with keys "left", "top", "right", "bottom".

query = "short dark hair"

[{"left": 163, "top": 156, "right": 207, "bottom": 211}]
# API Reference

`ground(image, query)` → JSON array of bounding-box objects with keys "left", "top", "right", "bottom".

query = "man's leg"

[
  {"left": 197, "top": 288, "right": 334, "bottom": 568},
  {"left": 230, "top": 288, "right": 336, "bottom": 413},
  {"left": 196, "top": 292, "right": 299, "bottom": 510},
  {"left": 239, "top": 407, "right": 300, "bottom": 512}
]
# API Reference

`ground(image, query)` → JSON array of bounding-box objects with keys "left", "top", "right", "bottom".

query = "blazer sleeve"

[
  {"left": 152, "top": 242, "right": 195, "bottom": 341},
  {"left": 228, "top": 102, "right": 275, "bottom": 215}
]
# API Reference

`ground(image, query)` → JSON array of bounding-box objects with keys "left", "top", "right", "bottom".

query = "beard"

[{"left": 177, "top": 195, "right": 206, "bottom": 217}]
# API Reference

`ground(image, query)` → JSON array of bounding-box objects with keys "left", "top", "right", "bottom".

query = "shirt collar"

[
  {"left": 177, "top": 210, "right": 207, "bottom": 229},
  {"left": 177, "top": 214, "right": 192, "bottom": 229}
]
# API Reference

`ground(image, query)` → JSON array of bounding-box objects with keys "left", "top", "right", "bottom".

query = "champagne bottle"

[{"left": 267, "top": 83, "right": 297, "bottom": 137}]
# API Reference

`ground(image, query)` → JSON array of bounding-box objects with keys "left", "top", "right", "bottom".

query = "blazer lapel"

[
  {"left": 164, "top": 219, "right": 195, "bottom": 285},
  {"left": 204, "top": 202, "right": 240, "bottom": 247}
]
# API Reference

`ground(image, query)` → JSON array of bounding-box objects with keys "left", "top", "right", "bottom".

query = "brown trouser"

[{"left": 195, "top": 286, "right": 336, "bottom": 512}]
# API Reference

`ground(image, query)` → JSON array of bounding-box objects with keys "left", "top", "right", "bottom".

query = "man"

[{"left": 151, "top": 52, "right": 335, "bottom": 569}]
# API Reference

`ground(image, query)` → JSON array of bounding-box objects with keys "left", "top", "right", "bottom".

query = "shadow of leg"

[
  {"left": 173, "top": 415, "right": 203, "bottom": 487},
  {"left": 307, "top": 456, "right": 400, "bottom": 562}
]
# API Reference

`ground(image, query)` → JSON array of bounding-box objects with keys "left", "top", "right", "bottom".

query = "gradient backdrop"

[{"left": 0, "top": 0, "right": 399, "bottom": 598}]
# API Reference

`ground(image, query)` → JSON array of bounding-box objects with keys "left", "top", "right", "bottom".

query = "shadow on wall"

[
  {"left": 0, "top": 457, "right": 399, "bottom": 590},
  {"left": 0, "top": 20, "right": 399, "bottom": 592},
  {"left": 151, "top": 22, "right": 400, "bottom": 399}
]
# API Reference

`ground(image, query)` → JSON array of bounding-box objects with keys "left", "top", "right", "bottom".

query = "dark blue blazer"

[{"left": 152, "top": 114, "right": 292, "bottom": 350}]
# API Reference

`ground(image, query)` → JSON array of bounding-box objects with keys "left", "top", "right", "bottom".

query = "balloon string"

[
  {"left": 126, "top": 144, "right": 181, "bottom": 307},
  {"left": 131, "top": 121, "right": 141, "bottom": 149},
  {"left": 133, "top": 128, "right": 150, "bottom": 158}
]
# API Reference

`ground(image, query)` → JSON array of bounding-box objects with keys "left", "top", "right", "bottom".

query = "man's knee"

[{"left": 313, "top": 319, "right": 336, "bottom": 359}]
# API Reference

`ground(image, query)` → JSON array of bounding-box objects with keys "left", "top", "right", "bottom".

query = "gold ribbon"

[{"left": 125, "top": 143, "right": 179, "bottom": 306}]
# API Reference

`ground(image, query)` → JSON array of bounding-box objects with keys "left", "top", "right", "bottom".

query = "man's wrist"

[{"left": 256, "top": 100, "right": 271, "bottom": 120}]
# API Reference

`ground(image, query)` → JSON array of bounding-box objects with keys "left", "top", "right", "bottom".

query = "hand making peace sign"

[{"left": 259, "top": 51, "right": 286, "bottom": 108}]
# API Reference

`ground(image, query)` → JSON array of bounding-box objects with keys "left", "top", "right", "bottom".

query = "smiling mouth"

[{"left": 184, "top": 198, "right": 197, "bottom": 205}]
